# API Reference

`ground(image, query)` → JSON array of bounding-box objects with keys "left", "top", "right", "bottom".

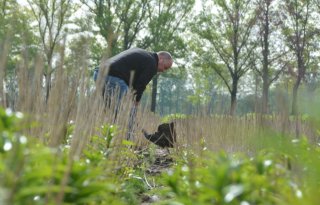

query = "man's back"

[
  {"left": 108, "top": 48, "right": 157, "bottom": 85},
  {"left": 107, "top": 48, "right": 158, "bottom": 102}
]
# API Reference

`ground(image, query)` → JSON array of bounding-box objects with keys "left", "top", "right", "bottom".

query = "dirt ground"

[{"left": 140, "top": 148, "right": 174, "bottom": 204}]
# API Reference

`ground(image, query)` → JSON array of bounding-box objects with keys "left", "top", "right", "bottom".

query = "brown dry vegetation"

[
  {"left": 2, "top": 39, "right": 320, "bottom": 205},
  {"left": 1, "top": 39, "right": 317, "bottom": 172}
]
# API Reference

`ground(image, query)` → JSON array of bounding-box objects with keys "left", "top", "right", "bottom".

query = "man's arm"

[{"left": 133, "top": 63, "right": 156, "bottom": 103}]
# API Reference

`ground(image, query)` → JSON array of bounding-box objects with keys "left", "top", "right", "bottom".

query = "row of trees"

[
  {"left": 0, "top": 0, "right": 194, "bottom": 112},
  {"left": 1, "top": 0, "right": 320, "bottom": 116},
  {"left": 191, "top": 0, "right": 320, "bottom": 115}
]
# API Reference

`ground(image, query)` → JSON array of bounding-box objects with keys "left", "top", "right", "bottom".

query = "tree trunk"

[
  {"left": 230, "top": 78, "right": 238, "bottom": 115},
  {"left": 45, "top": 73, "right": 51, "bottom": 103},
  {"left": 0, "top": 39, "right": 10, "bottom": 108},
  {"left": 291, "top": 77, "right": 301, "bottom": 115},
  {"left": 230, "top": 93, "right": 237, "bottom": 115},
  {"left": 230, "top": 89, "right": 236, "bottom": 116},
  {"left": 262, "top": 78, "right": 269, "bottom": 114},
  {"left": 261, "top": 6, "right": 270, "bottom": 114},
  {"left": 291, "top": 52, "right": 304, "bottom": 115}
]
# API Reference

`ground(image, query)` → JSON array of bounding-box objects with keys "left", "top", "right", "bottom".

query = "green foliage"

[
  {"left": 190, "top": 0, "right": 259, "bottom": 115},
  {"left": 83, "top": 123, "right": 122, "bottom": 166},
  {"left": 120, "top": 174, "right": 148, "bottom": 205},
  {"left": 0, "top": 108, "right": 126, "bottom": 205},
  {"left": 0, "top": 1, "right": 38, "bottom": 76},
  {"left": 140, "top": 0, "right": 195, "bottom": 55},
  {"left": 97, "top": 123, "right": 118, "bottom": 149},
  {"left": 161, "top": 113, "right": 188, "bottom": 123},
  {"left": 0, "top": 109, "right": 23, "bottom": 133},
  {"left": 2, "top": 107, "right": 320, "bottom": 204},
  {"left": 84, "top": 0, "right": 150, "bottom": 55},
  {"left": 161, "top": 150, "right": 300, "bottom": 205},
  {"left": 158, "top": 129, "right": 320, "bottom": 205},
  {"left": 156, "top": 76, "right": 192, "bottom": 115}
]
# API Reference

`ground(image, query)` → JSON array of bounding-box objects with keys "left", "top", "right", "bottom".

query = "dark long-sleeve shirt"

[{"left": 105, "top": 48, "right": 158, "bottom": 102}]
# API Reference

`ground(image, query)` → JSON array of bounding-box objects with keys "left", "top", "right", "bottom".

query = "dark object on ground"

[{"left": 142, "top": 122, "right": 176, "bottom": 148}]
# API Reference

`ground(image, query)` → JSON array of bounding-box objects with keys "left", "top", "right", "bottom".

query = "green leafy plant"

[
  {"left": 161, "top": 113, "right": 188, "bottom": 123},
  {"left": 161, "top": 149, "right": 304, "bottom": 205},
  {"left": 0, "top": 108, "right": 126, "bottom": 205}
]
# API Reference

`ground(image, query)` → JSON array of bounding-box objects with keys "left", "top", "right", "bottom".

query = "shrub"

[
  {"left": 0, "top": 108, "right": 125, "bottom": 205},
  {"left": 162, "top": 150, "right": 303, "bottom": 205}
]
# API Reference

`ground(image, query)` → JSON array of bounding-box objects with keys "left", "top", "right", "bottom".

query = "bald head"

[
  {"left": 157, "top": 51, "right": 172, "bottom": 59},
  {"left": 157, "top": 51, "right": 173, "bottom": 72}
]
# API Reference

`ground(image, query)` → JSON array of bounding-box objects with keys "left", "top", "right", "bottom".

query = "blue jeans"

[
  {"left": 94, "top": 69, "right": 135, "bottom": 139},
  {"left": 103, "top": 76, "right": 128, "bottom": 122},
  {"left": 103, "top": 75, "right": 128, "bottom": 102},
  {"left": 103, "top": 76, "right": 136, "bottom": 140},
  {"left": 93, "top": 68, "right": 128, "bottom": 102},
  {"left": 94, "top": 69, "right": 128, "bottom": 119}
]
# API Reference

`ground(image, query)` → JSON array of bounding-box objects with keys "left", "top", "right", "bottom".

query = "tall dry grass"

[
  {"left": 2, "top": 39, "right": 162, "bottom": 163},
  {"left": 0, "top": 36, "right": 10, "bottom": 108},
  {"left": 1, "top": 37, "right": 318, "bottom": 171}
]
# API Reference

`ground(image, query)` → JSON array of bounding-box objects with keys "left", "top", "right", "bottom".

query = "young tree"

[
  {"left": 26, "top": 0, "right": 73, "bottom": 102},
  {"left": 254, "top": 0, "right": 288, "bottom": 114},
  {"left": 280, "top": 0, "right": 319, "bottom": 115},
  {"left": 193, "top": 0, "right": 259, "bottom": 115},
  {"left": 0, "top": 1, "right": 37, "bottom": 108},
  {"left": 81, "top": 0, "right": 149, "bottom": 56},
  {"left": 139, "top": 0, "right": 195, "bottom": 112},
  {"left": 187, "top": 40, "right": 222, "bottom": 114},
  {"left": 83, "top": 0, "right": 194, "bottom": 113},
  {"left": 0, "top": 0, "right": 17, "bottom": 107}
]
